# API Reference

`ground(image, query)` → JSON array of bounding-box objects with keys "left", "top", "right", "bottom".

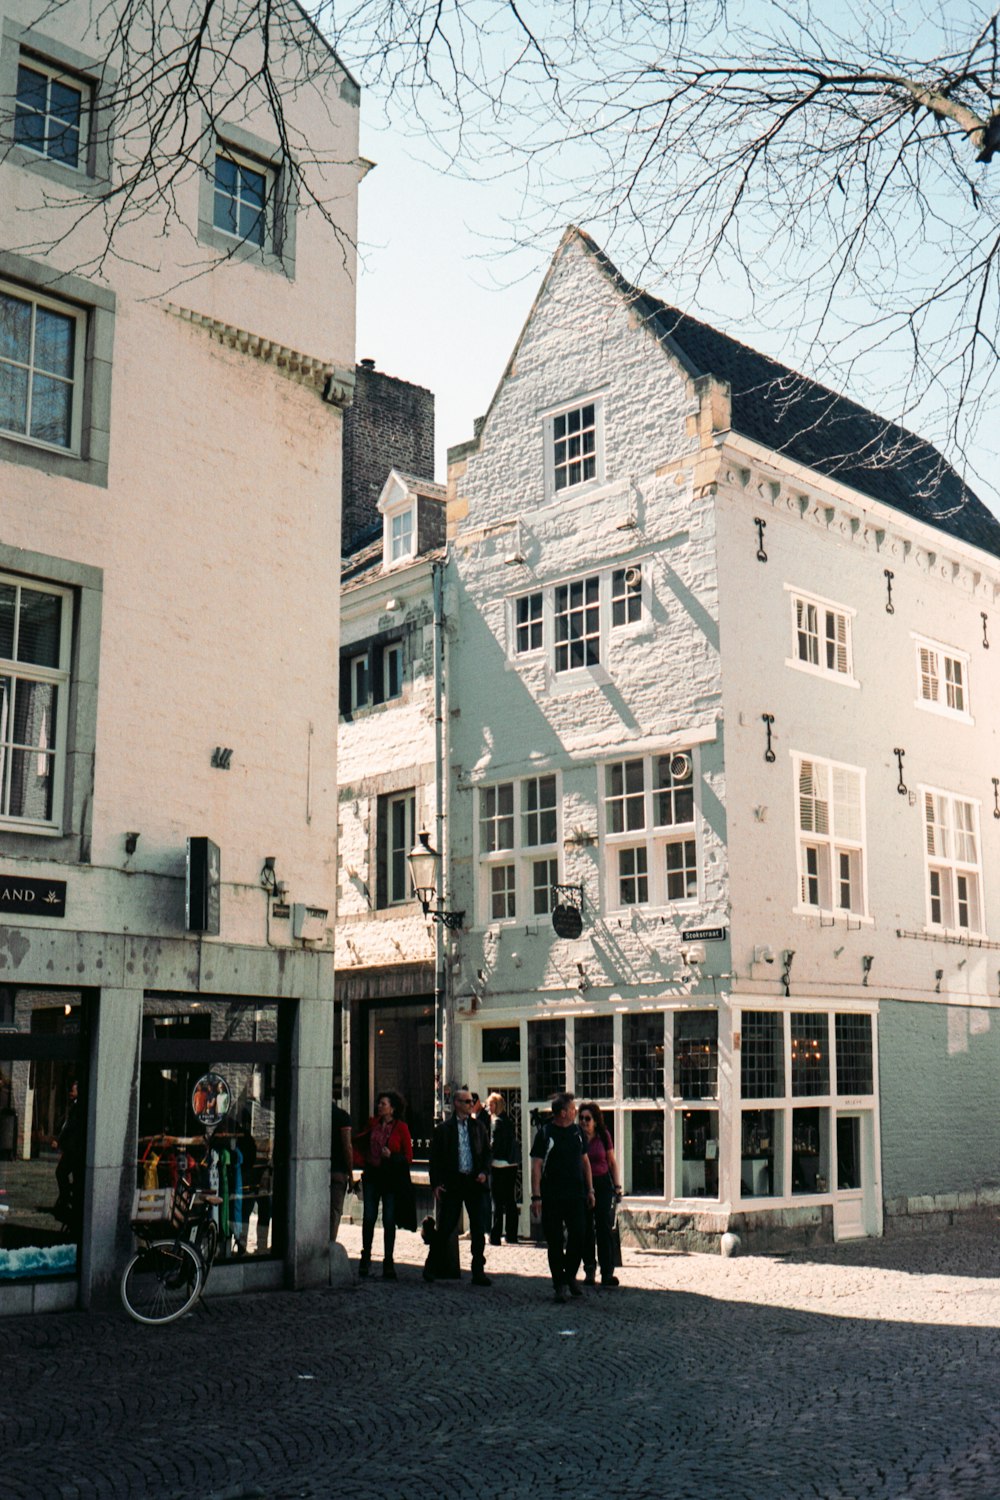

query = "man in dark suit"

[{"left": 425, "top": 1087, "right": 492, "bottom": 1286}]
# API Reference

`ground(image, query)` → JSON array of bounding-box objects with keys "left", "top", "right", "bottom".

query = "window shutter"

[
  {"left": 832, "top": 766, "right": 862, "bottom": 842},
  {"left": 799, "top": 760, "right": 829, "bottom": 834},
  {"left": 339, "top": 657, "right": 352, "bottom": 717},
  {"left": 375, "top": 794, "right": 388, "bottom": 908},
  {"left": 919, "top": 647, "right": 938, "bottom": 702},
  {"left": 834, "top": 613, "right": 849, "bottom": 675},
  {"left": 372, "top": 643, "right": 385, "bottom": 704}
]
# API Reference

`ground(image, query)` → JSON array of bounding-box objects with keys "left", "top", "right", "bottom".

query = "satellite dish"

[{"left": 552, "top": 904, "right": 583, "bottom": 940}]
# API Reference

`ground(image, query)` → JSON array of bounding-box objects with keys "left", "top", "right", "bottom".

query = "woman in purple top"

[{"left": 579, "top": 1101, "right": 622, "bottom": 1287}]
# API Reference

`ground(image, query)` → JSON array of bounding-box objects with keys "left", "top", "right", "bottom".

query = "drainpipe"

[{"left": 432, "top": 557, "right": 447, "bottom": 1124}]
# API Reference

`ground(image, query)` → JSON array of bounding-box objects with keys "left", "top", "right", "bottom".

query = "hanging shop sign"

[{"left": 0, "top": 876, "right": 67, "bottom": 917}]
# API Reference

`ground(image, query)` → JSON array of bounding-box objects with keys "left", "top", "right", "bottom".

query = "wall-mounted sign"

[
  {"left": 0, "top": 876, "right": 66, "bottom": 918},
  {"left": 681, "top": 926, "right": 727, "bottom": 943},
  {"left": 552, "top": 904, "right": 583, "bottom": 940},
  {"left": 191, "top": 1071, "right": 231, "bottom": 1126},
  {"left": 186, "top": 837, "right": 221, "bottom": 935}
]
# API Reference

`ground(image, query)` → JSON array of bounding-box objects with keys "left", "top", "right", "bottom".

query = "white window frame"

[
  {"left": 784, "top": 586, "right": 857, "bottom": 686},
  {"left": 913, "top": 636, "right": 972, "bottom": 722},
  {"left": 477, "top": 774, "right": 560, "bottom": 924},
  {"left": 0, "top": 279, "right": 86, "bottom": 456},
  {"left": 0, "top": 571, "right": 72, "bottom": 833},
  {"left": 542, "top": 394, "right": 606, "bottom": 500},
  {"left": 508, "top": 562, "right": 646, "bottom": 674},
  {"left": 381, "top": 498, "right": 417, "bottom": 570},
  {"left": 921, "top": 787, "right": 985, "bottom": 936},
  {"left": 13, "top": 54, "right": 89, "bottom": 170},
  {"left": 212, "top": 146, "right": 273, "bottom": 250},
  {"left": 513, "top": 590, "right": 544, "bottom": 657},
  {"left": 348, "top": 652, "right": 370, "bottom": 713},
  {"left": 600, "top": 751, "right": 699, "bottom": 913},
  {"left": 386, "top": 791, "right": 416, "bottom": 905},
  {"left": 793, "top": 754, "right": 869, "bottom": 920}
]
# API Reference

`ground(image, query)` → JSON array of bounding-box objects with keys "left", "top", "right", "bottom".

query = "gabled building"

[
  {"left": 0, "top": 0, "right": 360, "bottom": 1312},
  {"left": 444, "top": 227, "right": 1000, "bottom": 1249}
]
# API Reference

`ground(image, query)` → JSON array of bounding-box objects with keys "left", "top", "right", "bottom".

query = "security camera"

[
  {"left": 754, "top": 945, "right": 776, "bottom": 965},
  {"left": 680, "top": 942, "right": 706, "bottom": 967}
]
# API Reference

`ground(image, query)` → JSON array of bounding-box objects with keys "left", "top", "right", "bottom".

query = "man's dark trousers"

[
  {"left": 541, "top": 1194, "right": 585, "bottom": 1287},
  {"left": 436, "top": 1174, "right": 488, "bottom": 1274}
]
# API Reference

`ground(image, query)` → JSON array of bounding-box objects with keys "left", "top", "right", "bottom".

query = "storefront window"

[
  {"left": 791, "top": 1014, "right": 830, "bottom": 1096},
  {"left": 792, "top": 1106, "right": 830, "bottom": 1193},
  {"left": 370, "top": 1002, "right": 434, "bottom": 1160},
  {"left": 740, "top": 1108, "right": 784, "bottom": 1197},
  {"left": 575, "top": 1016, "right": 613, "bottom": 1098},
  {"left": 623, "top": 1013, "right": 664, "bottom": 1099},
  {"left": 0, "top": 988, "right": 87, "bottom": 1281},
  {"left": 674, "top": 1010, "right": 718, "bottom": 1099},
  {"left": 676, "top": 1108, "right": 719, "bottom": 1198},
  {"left": 741, "top": 1012, "right": 784, "bottom": 1098},
  {"left": 136, "top": 996, "right": 283, "bottom": 1263},
  {"left": 628, "top": 1109, "right": 664, "bottom": 1195},
  {"left": 528, "top": 1018, "right": 566, "bottom": 1098},
  {"left": 835, "top": 1014, "right": 873, "bottom": 1094}
]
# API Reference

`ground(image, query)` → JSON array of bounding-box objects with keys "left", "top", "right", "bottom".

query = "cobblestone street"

[{"left": 6, "top": 1217, "right": 1000, "bottom": 1500}]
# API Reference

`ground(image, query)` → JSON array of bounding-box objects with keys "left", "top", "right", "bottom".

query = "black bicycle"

[{"left": 121, "top": 1180, "right": 221, "bottom": 1325}]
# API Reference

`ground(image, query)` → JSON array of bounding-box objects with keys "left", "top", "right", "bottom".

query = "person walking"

[
  {"left": 579, "top": 1101, "right": 622, "bottom": 1287},
  {"left": 487, "top": 1092, "right": 519, "bottom": 1245},
  {"left": 425, "top": 1087, "right": 492, "bottom": 1286},
  {"left": 354, "top": 1091, "right": 414, "bottom": 1280},
  {"left": 530, "top": 1091, "right": 594, "bottom": 1303}
]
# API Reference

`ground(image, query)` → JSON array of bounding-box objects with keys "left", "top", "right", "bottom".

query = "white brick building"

[
  {"left": 0, "top": 0, "right": 360, "bottom": 1312},
  {"left": 444, "top": 228, "right": 1000, "bottom": 1249}
]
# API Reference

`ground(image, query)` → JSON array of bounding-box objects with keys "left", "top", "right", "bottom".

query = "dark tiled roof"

[{"left": 581, "top": 233, "right": 1000, "bottom": 558}]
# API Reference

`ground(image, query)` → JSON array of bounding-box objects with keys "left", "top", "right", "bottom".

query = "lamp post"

[{"left": 407, "top": 830, "right": 463, "bottom": 1123}]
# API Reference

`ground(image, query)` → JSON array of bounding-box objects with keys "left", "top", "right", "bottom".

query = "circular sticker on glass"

[{"left": 191, "top": 1071, "right": 231, "bottom": 1126}]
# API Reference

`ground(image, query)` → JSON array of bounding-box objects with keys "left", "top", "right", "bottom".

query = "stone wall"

[{"left": 342, "top": 362, "right": 435, "bottom": 549}]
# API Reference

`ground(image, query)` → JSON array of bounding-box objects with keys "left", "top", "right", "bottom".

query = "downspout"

[{"left": 432, "top": 556, "right": 447, "bottom": 1124}]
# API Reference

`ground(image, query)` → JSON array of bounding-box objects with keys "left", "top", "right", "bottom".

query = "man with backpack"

[{"left": 530, "top": 1092, "right": 595, "bottom": 1303}]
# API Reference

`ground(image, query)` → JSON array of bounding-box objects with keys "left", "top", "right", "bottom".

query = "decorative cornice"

[{"left": 164, "top": 303, "right": 355, "bottom": 407}]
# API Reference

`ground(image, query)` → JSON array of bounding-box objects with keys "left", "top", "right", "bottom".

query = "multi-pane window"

[
  {"left": 603, "top": 753, "right": 698, "bottom": 909},
  {"left": 741, "top": 1011, "right": 784, "bottom": 1099},
  {"left": 528, "top": 1018, "right": 566, "bottom": 1098},
  {"left": 790, "top": 1013, "right": 830, "bottom": 1096},
  {"left": 834, "top": 1014, "right": 874, "bottom": 1094},
  {"left": 575, "top": 1016, "right": 614, "bottom": 1099},
  {"left": 916, "top": 640, "right": 970, "bottom": 718},
  {"left": 389, "top": 508, "right": 414, "bottom": 562},
  {"left": 0, "top": 575, "right": 71, "bottom": 828},
  {"left": 554, "top": 576, "right": 600, "bottom": 671},
  {"left": 623, "top": 1014, "right": 664, "bottom": 1099},
  {"left": 515, "top": 592, "right": 543, "bottom": 655},
  {"left": 213, "top": 151, "right": 269, "bottom": 246},
  {"left": 339, "top": 637, "right": 405, "bottom": 715},
  {"left": 386, "top": 793, "right": 415, "bottom": 904},
  {"left": 673, "top": 1011, "right": 718, "bottom": 1099},
  {"left": 14, "top": 60, "right": 86, "bottom": 168},
  {"left": 479, "top": 777, "right": 559, "bottom": 923},
  {"left": 796, "top": 756, "right": 866, "bottom": 916},
  {"left": 611, "top": 568, "right": 641, "bottom": 626},
  {"left": 789, "top": 591, "right": 853, "bottom": 679},
  {"left": 552, "top": 402, "right": 597, "bottom": 491},
  {"left": 923, "top": 789, "right": 983, "bottom": 933},
  {"left": 0, "top": 284, "right": 82, "bottom": 451}
]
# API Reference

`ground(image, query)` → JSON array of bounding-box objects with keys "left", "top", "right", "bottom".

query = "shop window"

[
  {"left": 740, "top": 1108, "right": 783, "bottom": 1197},
  {"left": 741, "top": 1011, "right": 784, "bottom": 1098},
  {"left": 575, "top": 1016, "right": 613, "bottom": 1099},
  {"left": 627, "top": 1109, "right": 664, "bottom": 1196},
  {"left": 482, "top": 1027, "right": 520, "bottom": 1064},
  {"left": 676, "top": 1108, "right": 719, "bottom": 1198},
  {"left": 673, "top": 1010, "right": 718, "bottom": 1099},
  {"left": 370, "top": 1002, "right": 434, "bottom": 1162},
  {"left": 0, "top": 988, "right": 88, "bottom": 1281},
  {"left": 792, "top": 1107, "right": 830, "bottom": 1194},
  {"left": 528, "top": 1018, "right": 565, "bottom": 1098},
  {"left": 834, "top": 1014, "right": 873, "bottom": 1095},
  {"left": 790, "top": 1013, "right": 830, "bottom": 1096},
  {"left": 136, "top": 997, "right": 284, "bottom": 1264},
  {"left": 623, "top": 1013, "right": 664, "bottom": 1099}
]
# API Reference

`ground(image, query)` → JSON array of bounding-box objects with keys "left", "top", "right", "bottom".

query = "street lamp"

[{"left": 407, "top": 830, "right": 465, "bottom": 930}]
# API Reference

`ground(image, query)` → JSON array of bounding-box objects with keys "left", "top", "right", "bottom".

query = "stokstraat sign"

[{"left": 0, "top": 877, "right": 67, "bottom": 918}]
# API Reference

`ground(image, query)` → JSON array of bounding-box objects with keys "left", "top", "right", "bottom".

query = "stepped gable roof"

[{"left": 577, "top": 230, "right": 1000, "bottom": 559}]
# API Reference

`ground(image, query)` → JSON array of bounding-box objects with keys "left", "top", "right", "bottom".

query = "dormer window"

[{"left": 389, "top": 506, "right": 415, "bottom": 564}]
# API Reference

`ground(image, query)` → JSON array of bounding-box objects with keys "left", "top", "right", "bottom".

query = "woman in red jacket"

[{"left": 354, "top": 1090, "right": 413, "bottom": 1280}]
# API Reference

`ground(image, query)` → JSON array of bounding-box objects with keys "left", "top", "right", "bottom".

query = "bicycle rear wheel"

[
  {"left": 194, "top": 1218, "right": 219, "bottom": 1288},
  {"left": 121, "top": 1240, "right": 203, "bottom": 1325}
]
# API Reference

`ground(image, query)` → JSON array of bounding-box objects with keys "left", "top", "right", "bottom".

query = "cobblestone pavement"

[{"left": 6, "top": 1216, "right": 1000, "bottom": 1500}]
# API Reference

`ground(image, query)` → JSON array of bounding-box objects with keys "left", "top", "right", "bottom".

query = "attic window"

[
  {"left": 544, "top": 396, "right": 605, "bottom": 499},
  {"left": 382, "top": 498, "right": 416, "bottom": 569}
]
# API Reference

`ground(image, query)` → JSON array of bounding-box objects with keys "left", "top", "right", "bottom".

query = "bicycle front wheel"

[{"left": 121, "top": 1240, "right": 203, "bottom": 1325}]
